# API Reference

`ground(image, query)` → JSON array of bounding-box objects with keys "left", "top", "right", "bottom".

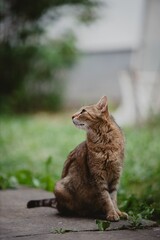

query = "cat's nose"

[{"left": 72, "top": 114, "right": 78, "bottom": 120}]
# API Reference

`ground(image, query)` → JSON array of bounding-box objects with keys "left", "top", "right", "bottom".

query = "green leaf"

[
  {"left": 45, "top": 156, "right": 52, "bottom": 174},
  {"left": 32, "top": 178, "right": 40, "bottom": 188},
  {"left": 53, "top": 228, "right": 71, "bottom": 234},
  {"left": 96, "top": 219, "right": 110, "bottom": 231},
  {"left": 8, "top": 176, "right": 19, "bottom": 188}
]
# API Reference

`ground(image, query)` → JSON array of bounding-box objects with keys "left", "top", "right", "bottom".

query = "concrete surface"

[{"left": 0, "top": 188, "right": 159, "bottom": 240}]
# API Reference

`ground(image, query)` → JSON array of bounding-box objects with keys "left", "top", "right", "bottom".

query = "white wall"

[{"left": 64, "top": 50, "right": 132, "bottom": 107}]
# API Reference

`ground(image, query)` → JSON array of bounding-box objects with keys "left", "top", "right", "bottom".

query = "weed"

[
  {"left": 128, "top": 212, "right": 143, "bottom": 229},
  {"left": 0, "top": 174, "right": 18, "bottom": 189},
  {"left": 53, "top": 228, "right": 71, "bottom": 234},
  {"left": 95, "top": 219, "right": 110, "bottom": 231}
]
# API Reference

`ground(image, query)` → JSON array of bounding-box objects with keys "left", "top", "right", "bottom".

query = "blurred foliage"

[
  {"left": 118, "top": 115, "right": 160, "bottom": 222},
  {"left": 0, "top": 34, "right": 77, "bottom": 112},
  {"left": 0, "top": 114, "right": 160, "bottom": 222},
  {"left": 0, "top": 157, "right": 55, "bottom": 191},
  {"left": 0, "top": 0, "right": 99, "bottom": 112}
]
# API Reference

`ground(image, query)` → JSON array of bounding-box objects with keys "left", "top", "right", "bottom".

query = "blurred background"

[{"left": 0, "top": 0, "right": 160, "bottom": 222}]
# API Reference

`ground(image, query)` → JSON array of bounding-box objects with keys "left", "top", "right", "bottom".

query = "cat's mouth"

[
  {"left": 72, "top": 119, "right": 85, "bottom": 127},
  {"left": 77, "top": 123, "right": 84, "bottom": 126},
  {"left": 74, "top": 122, "right": 85, "bottom": 127}
]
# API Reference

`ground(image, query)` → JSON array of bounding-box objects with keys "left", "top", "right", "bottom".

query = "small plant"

[
  {"left": 42, "top": 156, "right": 54, "bottom": 191},
  {"left": 0, "top": 174, "right": 18, "bottom": 189},
  {"left": 96, "top": 219, "right": 110, "bottom": 231},
  {"left": 53, "top": 228, "right": 71, "bottom": 234},
  {"left": 141, "top": 206, "right": 154, "bottom": 220},
  {"left": 128, "top": 212, "right": 143, "bottom": 229}
]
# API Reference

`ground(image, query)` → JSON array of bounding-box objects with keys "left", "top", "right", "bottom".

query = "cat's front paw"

[
  {"left": 116, "top": 210, "right": 128, "bottom": 220},
  {"left": 106, "top": 212, "right": 120, "bottom": 222}
]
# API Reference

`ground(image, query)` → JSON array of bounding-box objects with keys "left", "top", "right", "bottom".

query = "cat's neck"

[{"left": 86, "top": 119, "right": 112, "bottom": 146}]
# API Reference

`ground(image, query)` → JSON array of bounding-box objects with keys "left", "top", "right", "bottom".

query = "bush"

[
  {"left": 118, "top": 116, "right": 160, "bottom": 222},
  {"left": 0, "top": 0, "right": 98, "bottom": 113},
  {"left": 0, "top": 34, "right": 77, "bottom": 112}
]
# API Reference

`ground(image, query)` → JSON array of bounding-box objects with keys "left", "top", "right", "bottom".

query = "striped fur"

[{"left": 27, "top": 198, "right": 57, "bottom": 208}]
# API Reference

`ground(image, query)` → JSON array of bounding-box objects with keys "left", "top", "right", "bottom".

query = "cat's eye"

[{"left": 81, "top": 109, "right": 86, "bottom": 114}]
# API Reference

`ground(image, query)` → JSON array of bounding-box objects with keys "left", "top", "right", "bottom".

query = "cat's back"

[
  {"left": 61, "top": 141, "right": 89, "bottom": 180},
  {"left": 109, "top": 116, "right": 125, "bottom": 161}
]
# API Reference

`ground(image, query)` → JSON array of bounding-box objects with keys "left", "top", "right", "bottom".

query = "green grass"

[
  {"left": 0, "top": 113, "right": 160, "bottom": 221},
  {"left": 0, "top": 113, "right": 85, "bottom": 190}
]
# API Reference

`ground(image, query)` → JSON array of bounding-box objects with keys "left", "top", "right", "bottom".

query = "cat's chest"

[
  {"left": 88, "top": 150, "right": 120, "bottom": 173},
  {"left": 89, "top": 145, "right": 120, "bottom": 162}
]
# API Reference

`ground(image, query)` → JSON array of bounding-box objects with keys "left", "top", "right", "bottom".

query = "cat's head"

[{"left": 72, "top": 96, "right": 109, "bottom": 131}]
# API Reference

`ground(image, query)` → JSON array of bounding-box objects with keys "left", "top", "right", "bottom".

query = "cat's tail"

[{"left": 27, "top": 198, "right": 57, "bottom": 209}]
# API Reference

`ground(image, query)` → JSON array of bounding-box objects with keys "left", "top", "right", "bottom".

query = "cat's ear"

[{"left": 96, "top": 96, "right": 108, "bottom": 113}]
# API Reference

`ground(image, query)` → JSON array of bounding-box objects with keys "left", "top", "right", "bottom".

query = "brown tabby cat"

[{"left": 27, "top": 96, "right": 128, "bottom": 221}]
